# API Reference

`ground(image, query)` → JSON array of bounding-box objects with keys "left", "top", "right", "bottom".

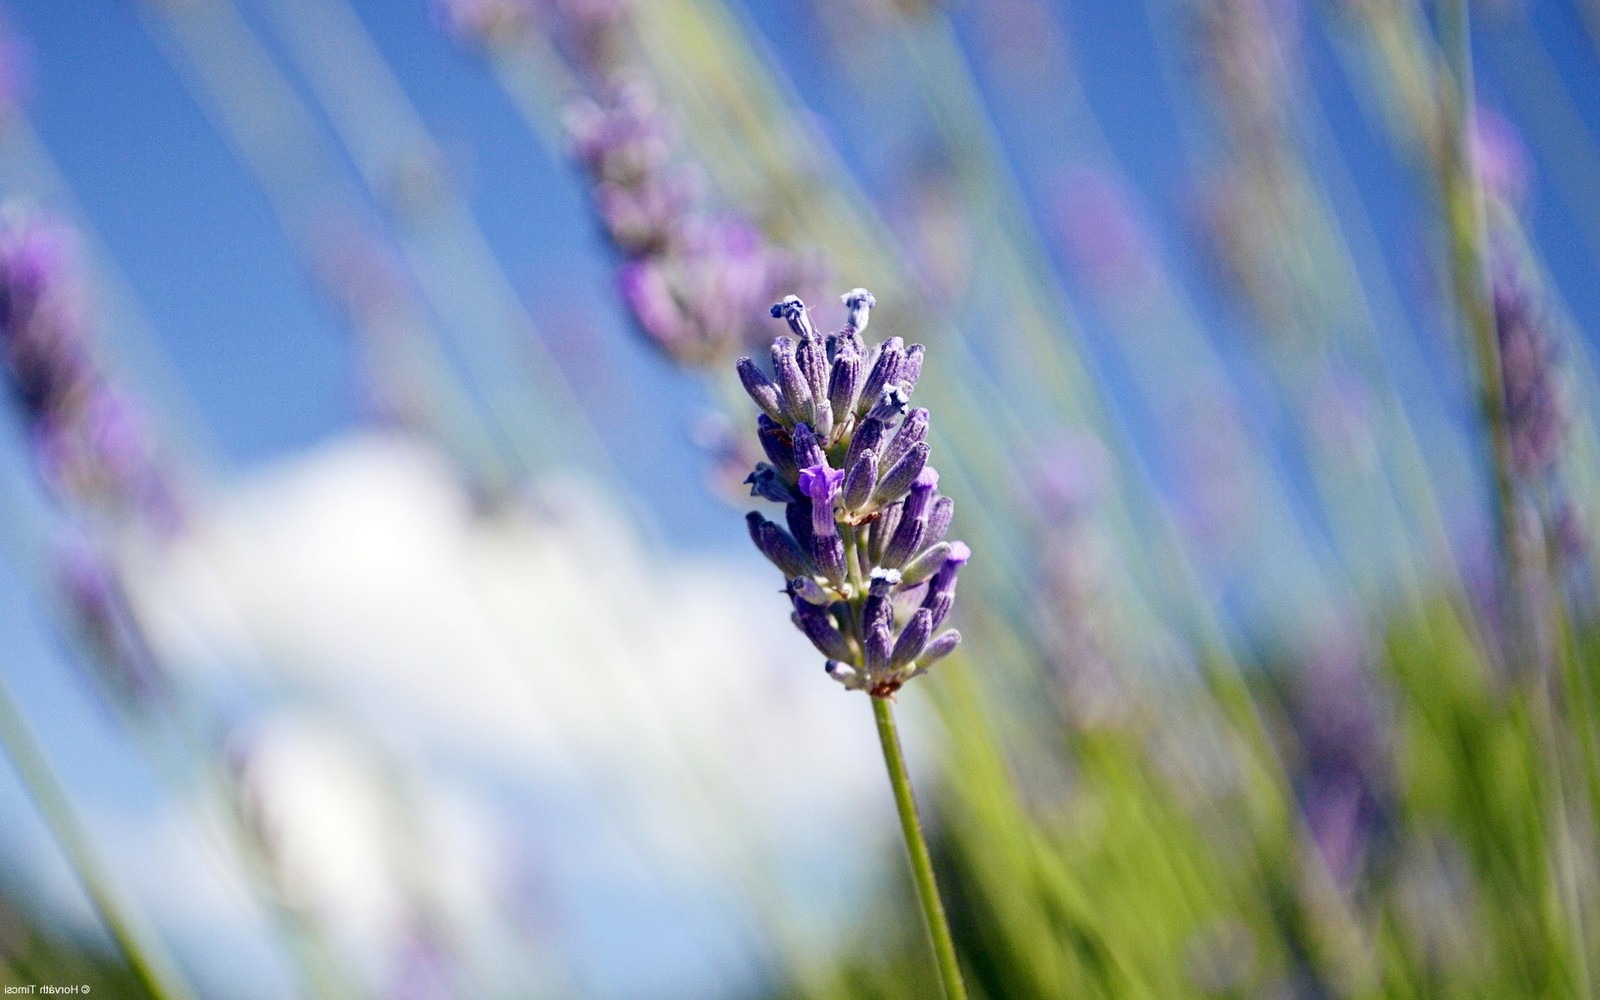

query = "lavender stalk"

[
  {"left": 737, "top": 289, "right": 969, "bottom": 1000},
  {"left": 0, "top": 666, "right": 195, "bottom": 1000}
]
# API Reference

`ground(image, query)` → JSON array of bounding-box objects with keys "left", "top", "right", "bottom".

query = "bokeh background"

[{"left": 0, "top": 0, "right": 1598, "bottom": 997}]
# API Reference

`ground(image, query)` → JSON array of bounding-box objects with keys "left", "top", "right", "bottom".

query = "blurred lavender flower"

[
  {"left": 1029, "top": 432, "right": 1127, "bottom": 728},
  {"left": 55, "top": 534, "right": 166, "bottom": 702},
  {"left": 1285, "top": 627, "right": 1390, "bottom": 893},
  {"left": 1189, "top": 0, "right": 1303, "bottom": 149},
  {"left": 739, "top": 290, "right": 965, "bottom": 696},
  {"left": 0, "top": 212, "right": 181, "bottom": 533},
  {"left": 1055, "top": 168, "right": 1159, "bottom": 299},
  {"left": 431, "top": 0, "right": 536, "bottom": 46},
  {"left": 437, "top": 0, "right": 812, "bottom": 364},
  {"left": 1492, "top": 266, "right": 1565, "bottom": 481},
  {"left": 0, "top": 210, "right": 182, "bottom": 703},
  {"left": 566, "top": 84, "right": 805, "bottom": 363},
  {"left": 1471, "top": 106, "right": 1531, "bottom": 208}
]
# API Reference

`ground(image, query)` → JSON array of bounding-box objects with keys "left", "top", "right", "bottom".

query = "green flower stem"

[
  {"left": 0, "top": 670, "right": 195, "bottom": 1000},
  {"left": 871, "top": 695, "right": 968, "bottom": 1000}
]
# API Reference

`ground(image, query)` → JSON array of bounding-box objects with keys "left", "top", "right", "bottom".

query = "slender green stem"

[
  {"left": 871, "top": 695, "right": 968, "bottom": 1000},
  {"left": 0, "top": 671, "right": 195, "bottom": 1000}
]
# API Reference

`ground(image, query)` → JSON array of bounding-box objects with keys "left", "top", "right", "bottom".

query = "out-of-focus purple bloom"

[
  {"left": 739, "top": 291, "right": 966, "bottom": 696},
  {"left": 55, "top": 535, "right": 166, "bottom": 703},
  {"left": 1286, "top": 625, "right": 1390, "bottom": 893},
  {"left": 1191, "top": 0, "right": 1303, "bottom": 147},
  {"left": 0, "top": 213, "right": 182, "bottom": 702},
  {"left": 1055, "top": 168, "right": 1158, "bottom": 298},
  {"left": 566, "top": 86, "right": 808, "bottom": 363},
  {"left": 0, "top": 214, "right": 182, "bottom": 534},
  {"left": 1027, "top": 432, "right": 1128, "bottom": 729},
  {"left": 438, "top": 0, "right": 813, "bottom": 363},
  {"left": 1492, "top": 267, "right": 1565, "bottom": 480},
  {"left": 1031, "top": 429, "right": 1109, "bottom": 517},
  {"left": 431, "top": 0, "right": 536, "bottom": 45},
  {"left": 1471, "top": 106, "right": 1531, "bottom": 208}
]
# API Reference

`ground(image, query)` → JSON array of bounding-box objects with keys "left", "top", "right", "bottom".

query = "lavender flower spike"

[{"left": 739, "top": 289, "right": 968, "bottom": 697}]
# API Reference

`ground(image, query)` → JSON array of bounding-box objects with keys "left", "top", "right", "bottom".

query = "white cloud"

[{"left": 134, "top": 432, "right": 902, "bottom": 998}]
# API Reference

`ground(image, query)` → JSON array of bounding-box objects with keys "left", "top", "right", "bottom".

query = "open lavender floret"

[{"left": 738, "top": 289, "right": 966, "bottom": 697}]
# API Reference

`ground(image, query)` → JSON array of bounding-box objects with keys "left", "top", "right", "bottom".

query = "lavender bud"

[
  {"left": 843, "top": 415, "right": 888, "bottom": 472},
  {"left": 857, "top": 337, "right": 904, "bottom": 416},
  {"left": 785, "top": 500, "right": 815, "bottom": 557},
  {"left": 870, "top": 501, "right": 903, "bottom": 563},
  {"left": 865, "top": 622, "right": 893, "bottom": 674},
  {"left": 876, "top": 518, "right": 928, "bottom": 572},
  {"left": 813, "top": 530, "right": 848, "bottom": 588},
  {"left": 756, "top": 414, "right": 797, "bottom": 479},
  {"left": 825, "top": 659, "right": 865, "bottom": 690},
  {"left": 867, "top": 383, "right": 912, "bottom": 422},
  {"left": 747, "top": 512, "right": 811, "bottom": 578},
  {"left": 842, "top": 451, "right": 878, "bottom": 512},
  {"left": 900, "top": 344, "right": 925, "bottom": 393},
  {"left": 899, "top": 541, "right": 951, "bottom": 587},
  {"left": 770, "top": 295, "right": 818, "bottom": 339},
  {"left": 881, "top": 469, "right": 939, "bottom": 568},
  {"left": 793, "top": 597, "right": 852, "bottom": 661},
  {"left": 745, "top": 464, "right": 799, "bottom": 503},
  {"left": 790, "top": 421, "right": 826, "bottom": 471},
  {"left": 772, "top": 337, "right": 814, "bottom": 424},
  {"left": 926, "top": 497, "right": 954, "bottom": 545},
  {"left": 812, "top": 397, "right": 834, "bottom": 442},
  {"left": 796, "top": 332, "right": 830, "bottom": 405},
  {"left": 921, "top": 541, "right": 970, "bottom": 627},
  {"left": 832, "top": 329, "right": 865, "bottom": 363},
  {"left": 882, "top": 408, "right": 929, "bottom": 471},
  {"left": 737, "top": 357, "right": 787, "bottom": 424},
  {"left": 860, "top": 567, "right": 899, "bottom": 634},
  {"left": 890, "top": 608, "right": 934, "bottom": 670},
  {"left": 790, "top": 576, "right": 832, "bottom": 606},
  {"left": 842, "top": 287, "right": 876, "bottom": 332},
  {"left": 874, "top": 442, "right": 930, "bottom": 505},
  {"left": 827, "top": 342, "right": 863, "bottom": 422},
  {"left": 916, "top": 629, "right": 961, "bottom": 668}
]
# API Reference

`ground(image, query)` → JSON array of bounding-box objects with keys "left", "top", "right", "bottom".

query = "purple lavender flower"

[
  {"left": 1493, "top": 267, "right": 1565, "bottom": 480},
  {"left": 738, "top": 290, "right": 966, "bottom": 696},
  {"left": 431, "top": 0, "right": 536, "bottom": 45},
  {"left": 440, "top": 0, "right": 820, "bottom": 363},
  {"left": 0, "top": 215, "right": 181, "bottom": 533},
  {"left": 1471, "top": 106, "right": 1531, "bottom": 208},
  {"left": 566, "top": 88, "right": 810, "bottom": 363},
  {"left": 1285, "top": 628, "right": 1390, "bottom": 893},
  {"left": 0, "top": 213, "right": 183, "bottom": 705},
  {"left": 55, "top": 535, "right": 166, "bottom": 702}
]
